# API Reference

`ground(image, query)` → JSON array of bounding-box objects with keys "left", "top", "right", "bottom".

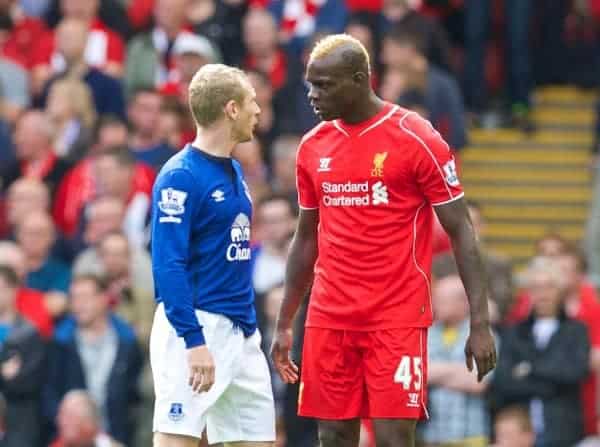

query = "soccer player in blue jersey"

[{"left": 150, "top": 64, "right": 275, "bottom": 447}]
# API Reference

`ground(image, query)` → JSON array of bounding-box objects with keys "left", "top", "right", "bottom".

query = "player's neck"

[
  {"left": 340, "top": 94, "right": 385, "bottom": 125},
  {"left": 192, "top": 127, "right": 235, "bottom": 158}
]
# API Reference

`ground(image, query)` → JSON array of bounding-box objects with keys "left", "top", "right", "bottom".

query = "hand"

[
  {"left": 1, "top": 354, "right": 21, "bottom": 380},
  {"left": 512, "top": 361, "right": 532, "bottom": 379},
  {"left": 187, "top": 345, "right": 215, "bottom": 393},
  {"left": 465, "top": 324, "right": 496, "bottom": 382},
  {"left": 270, "top": 327, "right": 299, "bottom": 383}
]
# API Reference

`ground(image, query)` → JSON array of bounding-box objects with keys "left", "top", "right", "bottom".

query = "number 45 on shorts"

[{"left": 394, "top": 356, "right": 422, "bottom": 391}]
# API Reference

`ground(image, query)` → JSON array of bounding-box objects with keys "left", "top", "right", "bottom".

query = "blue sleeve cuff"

[{"left": 183, "top": 328, "right": 206, "bottom": 348}]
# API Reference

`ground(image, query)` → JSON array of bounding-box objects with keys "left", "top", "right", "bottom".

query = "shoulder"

[
  {"left": 298, "top": 121, "right": 334, "bottom": 155},
  {"left": 9, "top": 318, "right": 40, "bottom": 342},
  {"left": 564, "top": 318, "right": 589, "bottom": 337},
  {"left": 396, "top": 109, "right": 451, "bottom": 157},
  {"left": 54, "top": 317, "right": 77, "bottom": 343}
]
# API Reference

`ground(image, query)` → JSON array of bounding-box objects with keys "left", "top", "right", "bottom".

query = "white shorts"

[{"left": 150, "top": 303, "right": 276, "bottom": 443}]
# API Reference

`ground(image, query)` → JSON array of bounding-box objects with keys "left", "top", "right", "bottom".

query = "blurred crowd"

[{"left": 0, "top": 0, "right": 599, "bottom": 446}]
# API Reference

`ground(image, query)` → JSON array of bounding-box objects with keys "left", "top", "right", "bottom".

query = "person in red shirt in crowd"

[
  {"left": 0, "top": 241, "right": 53, "bottom": 338},
  {"left": 49, "top": 389, "right": 124, "bottom": 447},
  {"left": 53, "top": 119, "right": 154, "bottom": 239},
  {"left": 0, "top": 110, "right": 71, "bottom": 197},
  {"left": 557, "top": 249, "right": 600, "bottom": 436},
  {"left": 0, "top": 0, "right": 48, "bottom": 70},
  {"left": 32, "top": 0, "right": 124, "bottom": 91},
  {"left": 271, "top": 34, "right": 495, "bottom": 447},
  {"left": 243, "top": 7, "right": 290, "bottom": 93}
]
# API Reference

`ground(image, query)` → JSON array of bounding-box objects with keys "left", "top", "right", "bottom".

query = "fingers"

[
  {"left": 188, "top": 365, "right": 216, "bottom": 393},
  {"left": 278, "top": 359, "right": 299, "bottom": 384},
  {"left": 476, "top": 350, "right": 497, "bottom": 382},
  {"left": 465, "top": 347, "right": 473, "bottom": 372},
  {"left": 272, "top": 343, "right": 299, "bottom": 383}
]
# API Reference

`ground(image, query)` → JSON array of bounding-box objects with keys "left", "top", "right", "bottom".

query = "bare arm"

[
  {"left": 435, "top": 198, "right": 496, "bottom": 381},
  {"left": 435, "top": 198, "right": 489, "bottom": 327},
  {"left": 275, "top": 208, "right": 319, "bottom": 329},
  {"left": 271, "top": 208, "right": 319, "bottom": 383},
  {"left": 428, "top": 362, "right": 488, "bottom": 394}
]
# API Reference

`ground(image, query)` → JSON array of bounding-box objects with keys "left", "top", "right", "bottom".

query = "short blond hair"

[
  {"left": 49, "top": 78, "right": 97, "bottom": 128},
  {"left": 308, "top": 33, "right": 371, "bottom": 75},
  {"left": 188, "top": 64, "right": 249, "bottom": 127}
]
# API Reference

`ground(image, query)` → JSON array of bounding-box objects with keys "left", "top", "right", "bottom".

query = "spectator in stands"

[
  {"left": 32, "top": 0, "right": 125, "bottom": 90},
  {"left": 159, "top": 32, "right": 220, "bottom": 103},
  {"left": 420, "top": 274, "right": 491, "bottom": 445},
  {"left": 232, "top": 139, "right": 270, "bottom": 203},
  {"left": 0, "top": 391, "right": 6, "bottom": 444},
  {"left": 491, "top": 256, "right": 589, "bottom": 447},
  {"left": 0, "top": 0, "right": 48, "bottom": 71},
  {"left": 46, "top": 78, "right": 97, "bottom": 162},
  {"left": 93, "top": 148, "right": 153, "bottom": 247},
  {"left": 72, "top": 196, "right": 154, "bottom": 295},
  {"left": 0, "top": 110, "right": 71, "bottom": 196},
  {"left": 0, "top": 241, "right": 53, "bottom": 338},
  {"left": 270, "top": 134, "right": 301, "bottom": 197},
  {"left": 242, "top": 7, "right": 307, "bottom": 134},
  {"left": 44, "top": 274, "right": 142, "bottom": 446},
  {"left": 381, "top": 27, "right": 466, "bottom": 151},
  {"left": 127, "top": 88, "right": 175, "bottom": 170},
  {"left": 38, "top": 17, "right": 125, "bottom": 119},
  {"left": 159, "top": 101, "right": 189, "bottom": 148},
  {"left": 557, "top": 248, "right": 600, "bottom": 436},
  {"left": 50, "top": 390, "right": 123, "bottom": 447},
  {"left": 246, "top": 69, "right": 281, "bottom": 157},
  {"left": 0, "top": 57, "right": 30, "bottom": 125},
  {"left": 98, "top": 231, "right": 154, "bottom": 346},
  {"left": 535, "top": 232, "right": 570, "bottom": 257},
  {"left": 158, "top": 32, "right": 219, "bottom": 146},
  {"left": 52, "top": 146, "right": 155, "bottom": 240},
  {"left": 253, "top": 194, "right": 297, "bottom": 296},
  {"left": 493, "top": 406, "right": 535, "bottom": 447},
  {"left": 15, "top": 210, "right": 70, "bottom": 319},
  {"left": 0, "top": 265, "right": 46, "bottom": 447},
  {"left": 3, "top": 178, "right": 50, "bottom": 239},
  {"left": 189, "top": 0, "right": 247, "bottom": 66},
  {"left": 378, "top": 0, "right": 453, "bottom": 73},
  {"left": 125, "top": 0, "right": 192, "bottom": 95}
]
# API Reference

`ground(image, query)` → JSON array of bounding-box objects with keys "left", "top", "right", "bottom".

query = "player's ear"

[
  {"left": 224, "top": 99, "right": 239, "bottom": 121},
  {"left": 352, "top": 71, "right": 368, "bottom": 85}
]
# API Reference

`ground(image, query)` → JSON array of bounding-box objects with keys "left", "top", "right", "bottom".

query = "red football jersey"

[{"left": 297, "top": 103, "right": 463, "bottom": 330}]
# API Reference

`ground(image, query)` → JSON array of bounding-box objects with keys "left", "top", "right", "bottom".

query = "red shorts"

[{"left": 298, "top": 327, "right": 428, "bottom": 420}]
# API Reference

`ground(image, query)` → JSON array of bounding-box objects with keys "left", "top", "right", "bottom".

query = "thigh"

[
  {"left": 318, "top": 419, "right": 361, "bottom": 447},
  {"left": 363, "top": 328, "right": 428, "bottom": 419},
  {"left": 154, "top": 432, "right": 202, "bottom": 447},
  {"left": 372, "top": 418, "right": 417, "bottom": 447},
  {"left": 207, "top": 330, "right": 275, "bottom": 445},
  {"left": 299, "top": 328, "right": 365, "bottom": 419},
  {"left": 151, "top": 305, "right": 241, "bottom": 439},
  {"left": 223, "top": 443, "right": 273, "bottom": 447}
]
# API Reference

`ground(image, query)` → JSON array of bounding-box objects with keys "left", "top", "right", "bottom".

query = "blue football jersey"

[{"left": 151, "top": 144, "right": 256, "bottom": 348}]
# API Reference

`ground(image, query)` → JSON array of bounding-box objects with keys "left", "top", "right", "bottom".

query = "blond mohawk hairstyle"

[{"left": 308, "top": 33, "right": 371, "bottom": 75}]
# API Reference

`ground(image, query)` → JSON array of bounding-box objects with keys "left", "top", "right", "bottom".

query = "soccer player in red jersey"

[{"left": 271, "top": 34, "right": 496, "bottom": 447}]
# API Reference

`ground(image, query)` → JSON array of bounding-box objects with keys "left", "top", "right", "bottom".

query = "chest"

[{"left": 197, "top": 172, "right": 253, "bottom": 232}]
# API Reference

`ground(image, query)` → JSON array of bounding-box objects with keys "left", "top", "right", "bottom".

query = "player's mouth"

[{"left": 312, "top": 103, "right": 328, "bottom": 118}]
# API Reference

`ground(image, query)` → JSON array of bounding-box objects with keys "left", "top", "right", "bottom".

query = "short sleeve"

[
  {"left": 401, "top": 113, "right": 464, "bottom": 206},
  {"left": 296, "top": 144, "right": 319, "bottom": 209}
]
